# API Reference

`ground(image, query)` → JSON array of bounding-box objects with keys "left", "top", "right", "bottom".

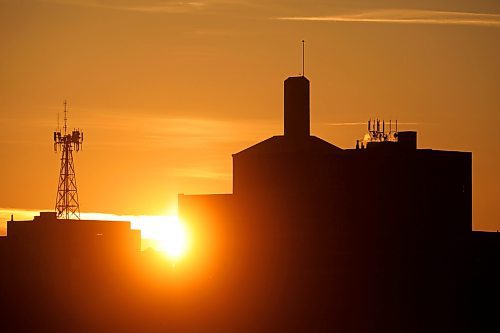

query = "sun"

[
  {"left": 133, "top": 215, "right": 190, "bottom": 261},
  {"left": 79, "top": 212, "right": 190, "bottom": 261},
  {"left": 157, "top": 218, "right": 189, "bottom": 260}
]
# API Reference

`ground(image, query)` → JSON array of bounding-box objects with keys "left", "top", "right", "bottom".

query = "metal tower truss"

[{"left": 53, "top": 101, "right": 83, "bottom": 220}]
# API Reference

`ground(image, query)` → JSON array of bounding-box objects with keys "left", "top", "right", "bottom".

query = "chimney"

[{"left": 284, "top": 76, "right": 310, "bottom": 138}]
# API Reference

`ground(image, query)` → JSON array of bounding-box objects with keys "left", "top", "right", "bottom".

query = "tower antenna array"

[{"left": 53, "top": 100, "right": 84, "bottom": 220}]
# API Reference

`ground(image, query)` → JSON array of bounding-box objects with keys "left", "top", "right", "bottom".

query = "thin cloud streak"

[
  {"left": 41, "top": 0, "right": 207, "bottom": 13},
  {"left": 41, "top": 0, "right": 252, "bottom": 14},
  {"left": 76, "top": 113, "right": 279, "bottom": 149},
  {"left": 171, "top": 167, "right": 231, "bottom": 180},
  {"left": 279, "top": 9, "right": 500, "bottom": 28}
]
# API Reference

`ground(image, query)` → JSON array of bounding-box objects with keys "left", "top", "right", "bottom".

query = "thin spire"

[{"left": 301, "top": 40, "right": 305, "bottom": 77}]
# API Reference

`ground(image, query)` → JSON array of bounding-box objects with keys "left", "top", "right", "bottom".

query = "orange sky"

[{"left": 1, "top": 0, "right": 499, "bottom": 231}]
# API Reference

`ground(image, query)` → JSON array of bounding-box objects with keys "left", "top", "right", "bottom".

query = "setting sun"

[
  {"left": 78, "top": 212, "right": 190, "bottom": 261},
  {"left": 131, "top": 215, "right": 190, "bottom": 261},
  {"left": 154, "top": 217, "right": 189, "bottom": 260}
]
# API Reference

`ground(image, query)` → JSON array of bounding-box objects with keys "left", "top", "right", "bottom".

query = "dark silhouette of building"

[
  {"left": 178, "top": 75, "right": 499, "bottom": 332},
  {"left": 1, "top": 75, "right": 498, "bottom": 333},
  {"left": 0, "top": 212, "right": 145, "bottom": 332}
]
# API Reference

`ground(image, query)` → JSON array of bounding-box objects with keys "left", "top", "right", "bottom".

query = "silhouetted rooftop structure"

[
  {"left": 0, "top": 212, "right": 145, "bottom": 332},
  {"left": 5, "top": 211, "right": 140, "bottom": 254},
  {"left": 177, "top": 74, "right": 498, "bottom": 332}
]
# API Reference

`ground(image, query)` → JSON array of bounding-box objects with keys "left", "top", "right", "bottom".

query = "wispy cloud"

[
  {"left": 42, "top": 0, "right": 207, "bottom": 13},
  {"left": 278, "top": 9, "right": 500, "bottom": 28},
  {"left": 41, "top": 0, "right": 253, "bottom": 14},
  {"left": 75, "top": 112, "right": 279, "bottom": 149},
  {"left": 326, "top": 122, "right": 369, "bottom": 127},
  {"left": 171, "top": 167, "right": 231, "bottom": 180}
]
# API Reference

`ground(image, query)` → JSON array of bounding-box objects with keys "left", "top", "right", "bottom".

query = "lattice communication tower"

[{"left": 53, "top": 100, "right": 84, "bottom": 220}]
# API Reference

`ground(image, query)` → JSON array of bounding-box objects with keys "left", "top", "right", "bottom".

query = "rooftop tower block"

[{"left": 284, "top": 76, "right": 310, "bottom": 138}]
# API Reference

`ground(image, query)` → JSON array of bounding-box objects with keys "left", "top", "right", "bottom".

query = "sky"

[{"left": 1, "top": 0, "right": 499, "bottom": 231}]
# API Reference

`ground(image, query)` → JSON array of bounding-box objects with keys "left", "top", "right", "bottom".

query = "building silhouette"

[
  {"left": 0, "top": 212, "right": 152, "bottom": 332},
  {"left": 178, "top": 75, "right": 499, "bottom": 332}
]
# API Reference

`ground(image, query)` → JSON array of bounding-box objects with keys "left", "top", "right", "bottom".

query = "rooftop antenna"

[
  {"left": 53, "top": 101, "right": 84, "bottom": 220},
  {"left": 301, "top": 40, "right": 305, "bottom": 77}
]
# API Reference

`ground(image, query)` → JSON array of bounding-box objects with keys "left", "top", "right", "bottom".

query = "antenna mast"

[
  {"left": 63, "top": 99, "right": 68, "bottom": 135},
  {"left": 301, "top": 40, "right": 305, "bottom": 77},
  {"left": 53, "top": 101, "right": 84, "bottom": 220}
]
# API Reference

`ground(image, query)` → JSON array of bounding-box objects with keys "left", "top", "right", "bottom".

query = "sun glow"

[
  {"left": 78, "top": 212, "right": 190, "bottom": 261},
  {"left": 137, "top": 215, "right": 189, "bottom": 260}
]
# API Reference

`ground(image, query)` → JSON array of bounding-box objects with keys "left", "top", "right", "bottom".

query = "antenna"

[
  {"left": 301, "top": 40, "right": 305, "bottom": 77},
  {"left": 63, "top": 99, "right": 68, "bottom": 135},
  {"left": 53, "top": 101, "right": 84, "bottom": 220},
  {"left": 362, "top": 118, "right": 399, "bottom": 144}
]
